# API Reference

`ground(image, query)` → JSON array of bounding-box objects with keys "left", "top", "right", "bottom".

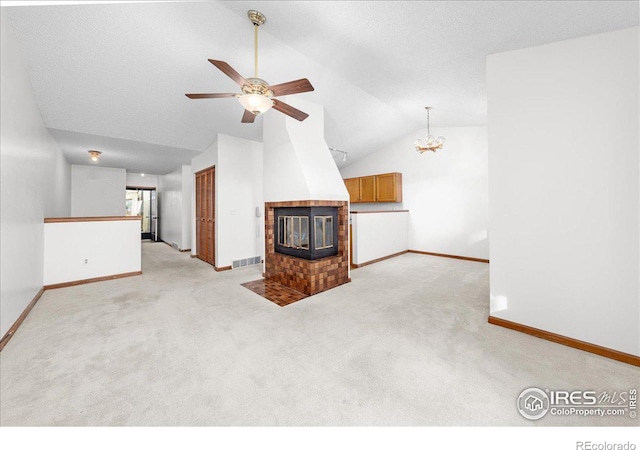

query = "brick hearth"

[{"left": 265, "top": 200, "right": 350, "bottom": 295}]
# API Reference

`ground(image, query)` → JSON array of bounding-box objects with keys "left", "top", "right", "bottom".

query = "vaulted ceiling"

[{"left": 4, "top": 1, "right": 638, "bottom": 174}]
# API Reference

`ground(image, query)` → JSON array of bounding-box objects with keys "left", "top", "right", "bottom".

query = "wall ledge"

[{"left": 45, "top": 216, "right": 141, "bottom": 223}]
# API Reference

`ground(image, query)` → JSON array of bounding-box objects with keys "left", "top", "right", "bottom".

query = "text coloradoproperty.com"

[{"left": 552, "top": 407, "right": 627, "bottom": 417}]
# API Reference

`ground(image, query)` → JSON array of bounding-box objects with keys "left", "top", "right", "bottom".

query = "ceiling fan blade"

[
  {"left": 241, "top": 109, "right": 256, "bottom": 123},
  {"left": 208, "top": 59, "right": 249, "bottom": 87},
  {"left": 185, "top": 93, "right": 238, "bottom": 99},
  {"left": 270, "top": 78, "right": 314, "bottom": 97},
  {"left": 272, "top": 99, "right": 309, "bottom": 121}
]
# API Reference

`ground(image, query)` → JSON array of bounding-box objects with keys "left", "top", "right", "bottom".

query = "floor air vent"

[{"left": 232, "top": 256, "right": 262, "bottom": 269}]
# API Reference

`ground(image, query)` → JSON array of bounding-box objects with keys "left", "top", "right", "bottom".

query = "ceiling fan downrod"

[{"left": 248, "top": 10, "right": 266, "bottom": 79}]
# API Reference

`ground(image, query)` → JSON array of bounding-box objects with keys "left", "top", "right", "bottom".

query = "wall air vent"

[{"left": 232, "top": 256, "right": 262, "bottom": 269}]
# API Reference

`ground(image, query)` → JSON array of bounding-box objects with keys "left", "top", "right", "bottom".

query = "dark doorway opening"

[{"left": 126, "top": 187, "right": 158, "bottom": 241}]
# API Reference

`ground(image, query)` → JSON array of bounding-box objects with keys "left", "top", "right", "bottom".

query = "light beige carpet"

[{"left": 0, "top": 242, "right": 638, "bottom": 426}]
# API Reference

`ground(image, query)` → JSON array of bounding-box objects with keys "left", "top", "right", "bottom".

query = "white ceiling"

[{"left": 4, "top": 1, "right": 638, "bottom": 174}]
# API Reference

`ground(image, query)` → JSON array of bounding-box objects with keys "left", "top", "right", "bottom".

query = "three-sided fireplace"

[{"left": 274, "top": 207, "right": 339, "bottom": 260}]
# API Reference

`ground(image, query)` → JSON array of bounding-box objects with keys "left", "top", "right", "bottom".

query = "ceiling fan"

[{"left": 185, "top": 10, "right": 314, "bottom": 123}]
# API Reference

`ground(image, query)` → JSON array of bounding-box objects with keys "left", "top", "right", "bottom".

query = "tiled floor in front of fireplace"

[{"left": 241, "top": 279, "right": 309, "bottom": 307}]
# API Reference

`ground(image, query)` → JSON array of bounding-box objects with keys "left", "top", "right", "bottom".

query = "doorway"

[
  {"left": 126, "top": 187, "right": 158, "bottom": 241},
  {"left": 195, "top": 166, "right": 215, "bottom": 266}
]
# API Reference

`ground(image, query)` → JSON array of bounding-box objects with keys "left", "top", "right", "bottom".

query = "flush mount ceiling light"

[
  {"left": 414, "top": 107, "right": 445, "bottom": 153},
  {"left": 88, "top": 150, "right": 102, "bottom": 162},
  {"left": 329, "top": 147, "right": 348, "bottom": 162},
  {"left": 185, "top": 10, "right": 314, "bottom": 123}
]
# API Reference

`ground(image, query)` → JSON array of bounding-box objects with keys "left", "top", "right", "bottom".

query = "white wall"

[
  {"left": 189, "top": 135, "right": 263, "bottom": 267},
  {"left": 341, "top": 127, "right": 489, "bottom": 260},
  {"left": 487, "top": 27, "right": 639, "bottom": 356},
  {"left": 0, "top": 13, "right": 71, "bottom": 336},
  {"left": 263, "top": 104, "right": 312, "bottom": 202},
  {"left": 216, "top": 134, "right": 263, "bottom": 268},
  {"left": 351, "top": 212, "right": 409, "bottom": 265},
  {"left": 181, "top": 165, "right": 192, "bottom": 251},
  {"left": 263, "top": 97, "right": 349, "bottom": 202},
  {"left": 44, "top": 219, "right": 141, "bottom": 285},
  {"left": 158, "top": 166, "right": 183, "bottom": 249},
  {"left": 158, "top": 165, "right": 191, "bottom": 251},
  {"left": 190, "top": 138, "right": 218, "bottom": 255},
  {"left": 126, "top": 172, "right": 158, "bottom": 188},
  {"left": 71, "top": 165, "right": 126, "bottom": 217}
]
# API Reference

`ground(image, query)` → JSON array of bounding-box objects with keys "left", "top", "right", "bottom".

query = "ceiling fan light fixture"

[
  {"left": 185, "top": 10, "right": 314, "bottom": 122},
  {"left": 88, "top": 150, "right": 102, "bottom": 162},
  {"left": 238, "top": 93, "right": 273, "bottom": 115}
]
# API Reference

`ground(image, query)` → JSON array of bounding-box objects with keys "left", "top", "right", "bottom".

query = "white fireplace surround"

[{"left": 262, "top": 97, "right": 349, "bottom": 203}]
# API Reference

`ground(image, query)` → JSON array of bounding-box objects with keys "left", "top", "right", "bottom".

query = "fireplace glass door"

[
  {"left": 278, "top": 216, "right": 309, "bottom": 250},
  {"left": 274, "top": 206, "right": 338, "bottom": 260},
  {"left": 314, "top": 216, "right": 334, "bottom": 250}
]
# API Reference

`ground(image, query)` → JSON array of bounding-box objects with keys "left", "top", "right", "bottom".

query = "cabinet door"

[
  {"left": 359, "top": 176, "right": 376, "bottom": 202},
  {"left": 344, "top": 178, "right": 360, "bottom": 203},
  {"left": 376, "top": 173, "right": 402, "bottom": 202}
]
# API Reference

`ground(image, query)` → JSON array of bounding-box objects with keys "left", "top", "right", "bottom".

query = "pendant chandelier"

[{"left": 414, "top": 107, "right": 445, "bottom": 153}]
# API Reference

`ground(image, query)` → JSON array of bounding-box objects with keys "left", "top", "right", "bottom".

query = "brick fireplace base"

[{"left": 265, "top": 200, "right": 350, "bottom": 296}]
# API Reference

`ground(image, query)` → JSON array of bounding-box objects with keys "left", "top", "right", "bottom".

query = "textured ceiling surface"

[{"left": 5, "top": 1, "right": 638, "bottom": 173}]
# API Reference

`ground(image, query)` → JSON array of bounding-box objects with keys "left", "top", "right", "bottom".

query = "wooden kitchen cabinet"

[
  {"left": 375, "top": 172, "right": 402, "bottom": 202},
  {"left": 343, "top": 172, "right": 402, "bottom": 203},
  {"left": 359, "top": 176, "right": 376, "bottom": 202},
  {"left": 344, "top": 177, "right": 361, "bottom": 203}
]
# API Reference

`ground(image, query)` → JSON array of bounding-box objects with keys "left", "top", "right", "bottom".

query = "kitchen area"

[{"left": 344, "top": 172, "right": 410, "bottom": 268}]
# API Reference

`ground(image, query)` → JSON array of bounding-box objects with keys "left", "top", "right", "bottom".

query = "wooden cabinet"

[
  {"left": 343, "top": 172, "right": 402, "bottom": 203},
  {"left": 344, "top": 177, "right": 360, "bottom": 203},
  {"left": 195, "top": 166, "right": 215, "bottom": 266},
  {"left": 359, "top": 176, "right": 376, "bottom": 202},
  {"left": 375, "top": 172, "right": 402, "bottom": 202}
]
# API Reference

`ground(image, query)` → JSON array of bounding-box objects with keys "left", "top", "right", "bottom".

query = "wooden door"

[
  {"left": 195, "top": 173, "right": 202, "bottom": 258},
  {"left": 195, "top": 166, "right": 215, "bottom": 266},
  {"left": 344, "top": 178, "right": 360, "bottom": 203},
  {"left": 205, "top": 168, "right": 215, "bottom": 265},
  {"left": 359, "top": 176, "right": 376, "bottom": 202}
]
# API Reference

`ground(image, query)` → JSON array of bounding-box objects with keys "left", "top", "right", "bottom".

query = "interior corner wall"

[
  {"left": 340, "top": 126, "right": 489, "bottom": 260},
  {"left": 216, "top": 134, "right": 263, "bottom": 268},
  {"left": 158, "top": 166, "right": 184, "bottom": 249},
  {"left": 190, "top": 138, "right": 218, "bottom": 255},
  {"left": 180, "top": 165, "right": 192, "bottom": 251},
  {"left": 0, "top": 13, "right": 71, "bottom": 336},
  {"left": 487, "top": 27, "right": 639, "bottom": 356},
  {"left": 71, "top": 165, "right": 126, "bottom": 217}
]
